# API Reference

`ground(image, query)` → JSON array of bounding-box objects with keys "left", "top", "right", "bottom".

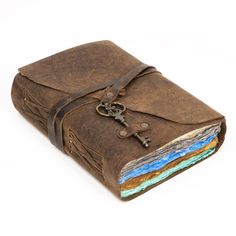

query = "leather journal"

[{"left": 11, "top": 40, "right": 226, "bottom": 200}]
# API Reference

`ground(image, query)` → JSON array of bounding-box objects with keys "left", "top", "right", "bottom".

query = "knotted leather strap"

[{"left": 48, "top": 63, "right": 157, "bottom": 151}]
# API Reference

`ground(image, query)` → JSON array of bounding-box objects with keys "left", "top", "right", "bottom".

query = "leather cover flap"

[
  {"left": 117, "top": 72, "right": 224, "bottom": 124},
  {"left": 19, "top": 40, "right": 141, "bottom": 94}
]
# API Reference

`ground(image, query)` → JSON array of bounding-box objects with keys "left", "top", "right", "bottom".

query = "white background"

[{"left": 0, "top": 0, "right": 235, "bottom": 235}]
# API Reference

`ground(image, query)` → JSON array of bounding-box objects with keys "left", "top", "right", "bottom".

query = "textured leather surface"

[{"left": 11, "top": 40, "right": 226, "bottom": 200}]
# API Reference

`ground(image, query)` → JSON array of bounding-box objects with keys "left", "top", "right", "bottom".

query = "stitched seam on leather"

[
  {"left": 68, "top": 129, "right": 104, "bottom": 181},
  {"left": 21, "top": 88, "right": 48, "bottom": 132}
]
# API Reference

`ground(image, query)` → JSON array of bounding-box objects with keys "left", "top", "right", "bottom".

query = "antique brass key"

[{"left": 96, "top": 102, "right": 151, "bottom": 147}]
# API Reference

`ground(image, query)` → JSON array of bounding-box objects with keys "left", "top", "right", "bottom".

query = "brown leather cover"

[{"left": 11, "top": 40, "right": 226, "bottom": 200}]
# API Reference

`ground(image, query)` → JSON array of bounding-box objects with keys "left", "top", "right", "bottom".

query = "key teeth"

[
  {"left": 145, "top": 137, "right": 151, "bottom": 142},
  {"left": 142, "top": 136, "right": 151, "bottom": 148}
]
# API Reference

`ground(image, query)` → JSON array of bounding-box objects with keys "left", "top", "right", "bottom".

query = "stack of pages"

[{"left": 119, "top": 123, "right": 221, "bottom": 199}]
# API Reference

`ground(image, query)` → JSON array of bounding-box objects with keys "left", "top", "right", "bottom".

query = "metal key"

[{"left": 96, "top": 102, "right": 151, "bottom": 147}]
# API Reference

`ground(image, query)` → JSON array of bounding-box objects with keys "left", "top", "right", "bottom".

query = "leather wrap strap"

[
  {"left": 101, "top": 64, "right": 156, "bottom": 104},
  {"left": 48, "top": 63, "right": 157, "bottom": 151}
]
